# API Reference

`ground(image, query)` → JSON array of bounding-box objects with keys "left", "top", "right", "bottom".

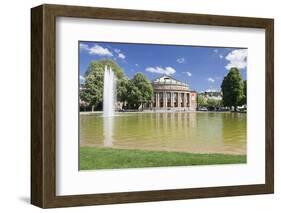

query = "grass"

[{"left": 80, "top": 147, "right": 246, "bottom": 170}]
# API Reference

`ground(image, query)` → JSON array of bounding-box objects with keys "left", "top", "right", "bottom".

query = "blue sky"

[{"left": 79, "top": 41, "right": 247, "bottom": 92}]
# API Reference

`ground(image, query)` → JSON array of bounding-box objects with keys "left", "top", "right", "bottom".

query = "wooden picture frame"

[{"left": 31, "top": 4, "right": 274, "bottom": 208}]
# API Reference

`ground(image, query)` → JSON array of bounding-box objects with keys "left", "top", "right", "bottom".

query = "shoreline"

[
  {"left": 81, "top": 144, "right": 246, "bottom": 156},
  {"left": 79, "top": 110, "right": 238, "bottom": 115}
]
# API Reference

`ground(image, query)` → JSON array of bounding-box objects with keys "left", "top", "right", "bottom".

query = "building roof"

[{"left": 152, "top": 76, "right": 188, "bottom": 87}]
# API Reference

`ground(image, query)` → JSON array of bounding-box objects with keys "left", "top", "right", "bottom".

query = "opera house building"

[{"left": 151, "top": 76, "right": 197, "bottom": 111}]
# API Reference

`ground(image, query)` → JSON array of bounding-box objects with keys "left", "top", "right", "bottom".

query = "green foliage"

[
  {"left": 80, "top": 73, "right": 103, "bottom": 109},
  {"left": 197, "top": 95, "right": 222, "bottom": 110},
  {"left": 206, "top": 98, "right": 222, "bottom": 111},
  {"left": 85, "top": 59, "right": 125, "bottom": 79},
  {"left": 221, "top": 68, "right": 244, "bottom": 111},
  {"left": 240, "top": 80, "right": 247, "bottom": 106},
  {"left": 80, "top": 59, "right": 126, "bottom": 110},
  {"left": 207, "top": 99, "right": 222, "bottom": 107},
  {"left": 126, "top": 73, "right": 153, "bottom": 109},
  {"left": 197, "top": 95, "right": 207, "bottom": 107},
  {"left": 117, "top": 77, "right": 129, "bottom": 103}
]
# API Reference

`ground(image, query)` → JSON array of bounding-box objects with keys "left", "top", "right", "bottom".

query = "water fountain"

[
  {"left": 103, "top": 65, "right": 116, "bottom": 117},
  {"left": 103, "top": 66, "right": 116, "bottom": 147}
]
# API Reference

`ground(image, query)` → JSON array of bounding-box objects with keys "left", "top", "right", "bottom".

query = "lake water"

[{"left": 80, "top": 112, "right": 246, "bottom": 155}]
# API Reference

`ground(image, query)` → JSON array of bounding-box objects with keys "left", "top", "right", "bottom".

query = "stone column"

[
  {"left": 156, "top": 92, "right": 159, "bottom": 108},
  {"left": 154, "top": 92, "right": 158, "bottom": 108},
  {"left": 154, "top": 92, "right": 157, "bottom": 108},
  {"left": 163, "top": 92, "right": 165, "bottom": 108},
  {"left": 163, "top": 92, "right": 167, "bottom": 108},
  {"left": 181, "top": 93, "right": 183, "bottom": 108},
  {"left": 183, "top": 93, "right": 187, "bottom": 108},
  {"left": 171, "top": 92, "right": 174, "bottom": 107},
  {"left": 159, "top": 92, "right": 162, "bottom": 108},
  {"left": 175, "top": 93, "right": 178, "bottom": 107},
  {"left": 158, "top": 92, "right": 161, "bottom": 108},
  {"left": 177, "top": 92, "right": 181, "bottom": 107}
]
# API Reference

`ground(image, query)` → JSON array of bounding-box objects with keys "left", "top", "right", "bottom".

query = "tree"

[
  {"left": 221, "top": 67, "right": 244, "bottom": 111},
  {"left": 117, "top": 77, "right": 129, "bottom": 103},
  {"left": 197, "top": 95, "right": 207, "bottom": 107},
  {"left": 206, "top": 98, "right": 222, "bottom": 111},
  {"left": 240, "top": 80, "right": 247, "bottom": 106},
  {"left": 84, "top": 59, "right": 125, "bottom": 79},
  {"left": 127, "top": 73, "right": 153, "bottom": 109},
  {"left": 80, "top": 59, "right": 127, "bottom": 110}
]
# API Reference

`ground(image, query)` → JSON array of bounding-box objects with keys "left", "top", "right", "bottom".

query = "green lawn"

[{"left": 80, "top": 147, "right": 246, "bottom": 170}]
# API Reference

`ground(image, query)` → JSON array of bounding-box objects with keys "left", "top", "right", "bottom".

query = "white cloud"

[
  {"left": 79, "top": 43, "right": 113, "bottom": 57},
  {"left": 176, "top": 57, "right": 185, "bottom": 63},
  {"left": 79, "top": 43, "right": 113, "bottom": 56},
  {"left": 118, "top": 53, "right": 126, "bottom": 59},
  {"left": 213, "top": 49, "right": 218, "bottom": 53},
  {"left": 113, "top": 48, "right": 126, "bottom": 60},
  {"left": 145, "top": 66, "right": 176, "bottom": 75},
  {"left": 207, "top": 78, "right": 215, "bottom": 83},
  {"left": 219, "top": 54, "right": 224, "bottom": 59},
  {"left": 225, "top": 49, "right": 247, "bottom": 70},
  {"left": 89, "top": 45, "right": 113, "bottom": 56},
  {"left": 135, "top": 64, "right": 139, "bottom": 67},
  {"left": 79, "top": 43, "right": 89, "bottom": 51},
  {"left": 184, "top": 71, "right": 192, "bottom": 77}
]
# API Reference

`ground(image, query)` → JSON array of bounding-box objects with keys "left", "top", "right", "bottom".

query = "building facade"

[{"left": 151, "top": 76, "right": 197, "bottom": 111}]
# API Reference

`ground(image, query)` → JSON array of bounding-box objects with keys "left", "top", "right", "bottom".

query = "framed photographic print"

[{"left": 31, "top": 4, "right": 274, "bottom": 208}]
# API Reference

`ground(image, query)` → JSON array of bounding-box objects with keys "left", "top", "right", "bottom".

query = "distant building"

[
  {"left": 199, "top": 90, "right": 223, "bottom": 102},
  {"left": 150, "top": 76, "right": 197, "bottom": 111}
]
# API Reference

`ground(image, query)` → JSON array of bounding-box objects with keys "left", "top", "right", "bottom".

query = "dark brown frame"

[{"left": 31, "top": 4, "right": 274, "bottom": 208}]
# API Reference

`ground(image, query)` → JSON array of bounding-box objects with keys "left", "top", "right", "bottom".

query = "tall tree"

[
  {"left": 117, "top": 77, "right": 129, "bottom": 103},
  {"left": 80, "top": 59, "right": 127, "bottom": 110},
  {"left": 221, "top": 67, "right": 244, "bottom": 111},
  {"left": 241, "top": 80, "right": 247, "bottom": 106},
  {"left": 127, "top": 73, "right": 153, "bottom": 109},
  {"left": 197, "top": 94, "right": 207, "bottom": 107}
]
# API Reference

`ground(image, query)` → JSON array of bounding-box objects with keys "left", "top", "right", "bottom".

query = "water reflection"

[
  {"left": 80, "top": 112, "right": 246, "bottom": 155},
  {"left": 103, "top": 116, "right": 114, "bottom": 147}
]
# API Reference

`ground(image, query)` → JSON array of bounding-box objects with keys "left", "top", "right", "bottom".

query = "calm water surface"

[{"left": 80, "top": 112, "right": 246, "bottom": 155}]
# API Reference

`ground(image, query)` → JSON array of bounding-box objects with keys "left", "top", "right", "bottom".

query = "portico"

[{"left": 152, "top": 76, "right": 197, "bottom": 111}]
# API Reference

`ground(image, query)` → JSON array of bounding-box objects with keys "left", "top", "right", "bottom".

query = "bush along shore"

[{"left": 80, "top": 147, "right": 246, "bottom": 170}]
